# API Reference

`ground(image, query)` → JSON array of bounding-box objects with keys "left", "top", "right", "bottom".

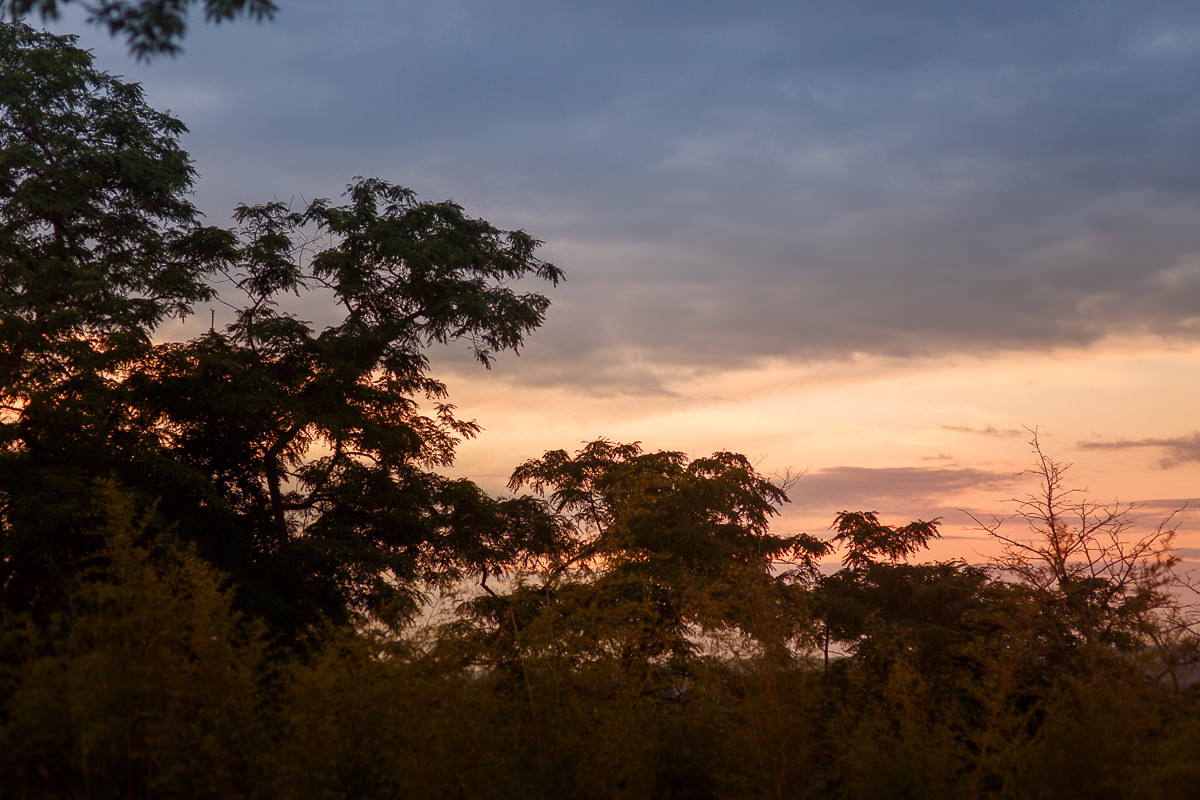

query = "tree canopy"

[
  {"left": 459, "top": 441, "right": 831, "bottom": 671},
  {"left": 0, "top": 22, "right": 563, "bottom": 632}
]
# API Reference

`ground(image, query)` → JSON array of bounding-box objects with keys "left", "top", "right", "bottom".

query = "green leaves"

[
  {"left": 307, "top": 178, "right": 563, "bottom": 367},
  {"left": 0, "top": 23, "right": 222, "bottom": 401},
  {"left": 0, "top": 24, "right": 230, "bottom": 611},
  {"left": 0, "top": 482, "right": 267, "bottom": 798}
]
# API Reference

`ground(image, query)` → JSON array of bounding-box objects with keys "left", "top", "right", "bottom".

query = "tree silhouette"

[
  {"left": 967, "top": 433, "right": 1188, "bottom": 655},
  {"left": 2, "top": 0, "right": 276, "bottom": 58},
  {"left": 0, "top": 24, "right": 563, "bottom": 632},
  {"left": 454, "top": 440, "right": 830, "bottom": 681}
]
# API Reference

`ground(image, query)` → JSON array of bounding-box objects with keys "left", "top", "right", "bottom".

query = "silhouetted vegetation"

[
  {"left": 2, "top": 21, "right": 1199, "bottom": 799},
  {"left": 1, "top": 0, "right": 276, "bottom": 58}
]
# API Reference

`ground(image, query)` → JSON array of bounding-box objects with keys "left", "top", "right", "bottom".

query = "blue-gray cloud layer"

[{"left": 68, "top": 0, "right": 1200, "bottom": 390}]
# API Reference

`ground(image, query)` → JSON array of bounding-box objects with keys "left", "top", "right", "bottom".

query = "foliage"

[
  {"left": 506, "top": 439, "right": 830, "bottom": 582},
  {"left": 0, "top": 483, "right": 267, "bottom": 798},
  {"left": 0, "top": 23, "right": 563, "bottom": 634},
  {"left": 830, "top": 510, "right": 941, "bottom": 569},
  {"left": 130, "top": 179, "right": 563, "bottom": 633},
  {"left": 0, "top": 21, "right": 219, "bottom": 395},
  {"left": 2, "top": 0, "right": 277, "bottom": 58},
  {"left": 452, "top": 440, "right": 830, "bottom": 679},
  {"left": 0, "top": 21, "right": 229, "bottom": 611},
  {"left": 3, "top": 16, "right": 1200, "bottom": 800}
]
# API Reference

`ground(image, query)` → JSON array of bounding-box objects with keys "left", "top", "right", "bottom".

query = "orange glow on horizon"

[{"left": 438, "top": 335, "right": 1200, "bottom": 562}]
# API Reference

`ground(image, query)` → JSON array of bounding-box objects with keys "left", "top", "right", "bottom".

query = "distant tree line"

[{"left": 2, "top": 21, "right": 1199, "bottom": 799}]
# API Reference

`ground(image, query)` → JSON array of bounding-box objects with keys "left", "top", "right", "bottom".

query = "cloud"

[
  {"left": 788, "top": 465, "right": 1022, "bottom": 511},
  {"left": 1077, "top": 432, "right": 1200, "bottom": 468},
  {"left": 62, "top": 1, "right": 1200, "bottom": 393},
  {"left": 1131, "top": 498, "right": 1200, "bottom": 512},
  {"left": 942, "top": 425, "right": 1024, "bottom": 438}
]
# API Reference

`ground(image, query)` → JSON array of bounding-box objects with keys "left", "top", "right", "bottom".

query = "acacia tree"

[{"left": 0, "top": 23, "right": 564, "bottom": 632}]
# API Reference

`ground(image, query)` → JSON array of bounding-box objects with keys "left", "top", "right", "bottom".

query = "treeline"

[
  {"left": 3, "top": 446, "right": 1199, "bottom": 798},
  {"left": 2, "top": 21, "right": 1199, "bottom": 799}
]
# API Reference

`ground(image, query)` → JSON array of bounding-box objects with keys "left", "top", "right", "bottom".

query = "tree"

[
  {"left": 0, "top": 22, "right": 222, "bottom": 396},
  {"left": 0, "top": 23, "right": 564, "bottom": 633},
  {"left": 814, "top": 511, "right": 999, "bottom": 670},
  {"left": 454, "top": 440, "right": 830, "bottom": 677},
  {"left": 828, "top": 510, "right": 941, "bottom": 570},
  {"left": 132, "top": 180, "right": 564, "bottom": 632},
  {"left": 1, "top": 21, "right": 229, "bottom": 610},
  {"left": 2, "top": 0, "right": 276, "bottom": 58},
  {"left": 967, "top": 434, "right": 1187, "bottom": 655}
]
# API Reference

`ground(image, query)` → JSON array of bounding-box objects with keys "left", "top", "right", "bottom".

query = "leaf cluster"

[{"left": 2, "top": 0, "right": 277, "bottom": 59}]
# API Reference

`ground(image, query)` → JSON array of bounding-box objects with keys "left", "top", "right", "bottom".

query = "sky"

[{"left": 42, "top": 0, "right": 1200, "bottom": 562}]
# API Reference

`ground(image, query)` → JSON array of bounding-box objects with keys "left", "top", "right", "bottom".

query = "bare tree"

[{"left": 966, "top": 432, "right": 1189, "bottom": 655}]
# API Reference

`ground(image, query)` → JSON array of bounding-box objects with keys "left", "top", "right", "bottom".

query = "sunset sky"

[{"left": 53, "top": 0, "right": 1200, "bottom": 562}]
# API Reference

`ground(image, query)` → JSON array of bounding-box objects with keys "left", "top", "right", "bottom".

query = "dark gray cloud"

[
  {"left": 1077, "top": 433, "right": 1200, "bottom": 468},
  {"left": 59, "top": 1, "right": 1200, "bottom": 392}
]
